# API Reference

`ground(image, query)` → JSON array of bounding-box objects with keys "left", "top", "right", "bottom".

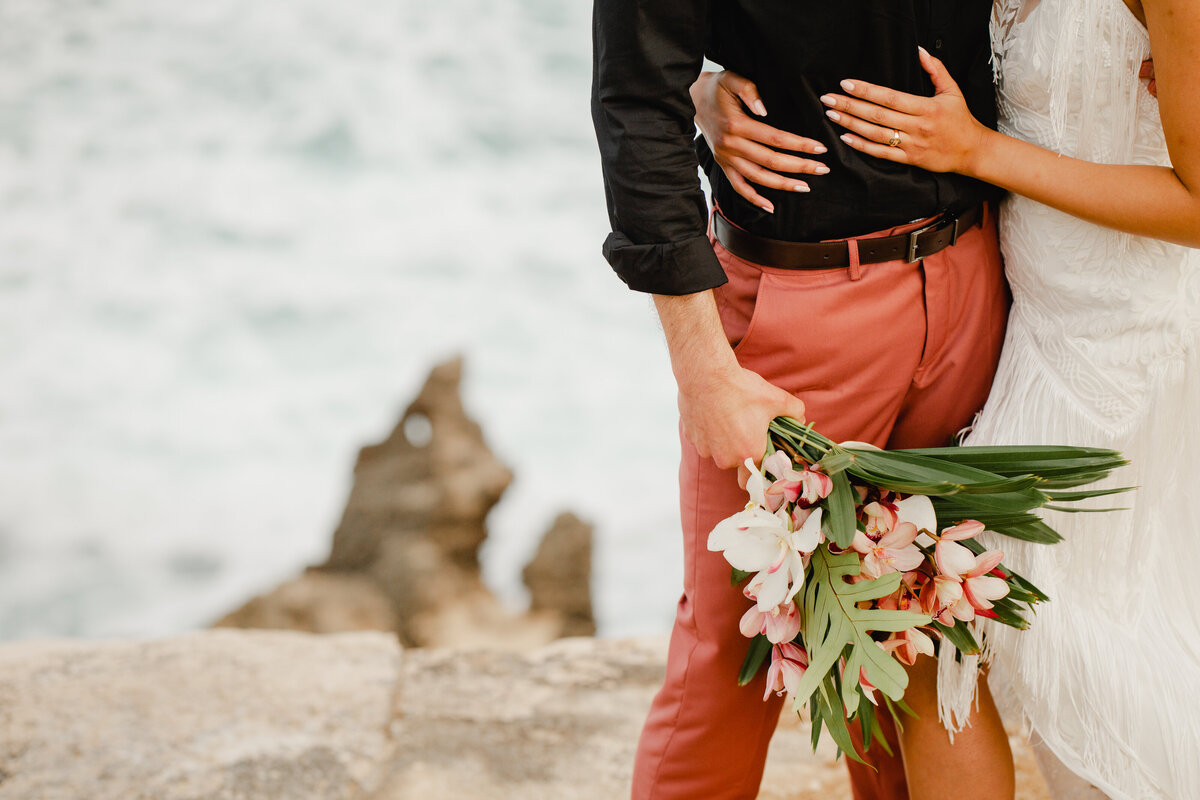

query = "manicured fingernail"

[
  {"left": 792, "top": 183, "right": 810, "bottom": 192},
  {"left": 819, "top": 94, "right": 836, "bottom": 107},
  {"left": 759, "top": 202, "right": 774, "bottom": 213},
  {"left": 814, "top": 165, "right": 830, "bottom": 175},
  {"left": 918, "top": 46, "right": 930, "bottom": 57},
  {"left": 840, "top": 80, "right": 856, "bottom": 92},
  {"left": 840, "top": 133, "right": 854, "bottom": 144},
  {"left": 812, "top": 143, "right": 828, "bottom": 154},
  {"left": 825, "top": 109, "right": 841, "bottom": 122},
  {"left": 752, "top": 100, "right": 768, "bottom": 116}
]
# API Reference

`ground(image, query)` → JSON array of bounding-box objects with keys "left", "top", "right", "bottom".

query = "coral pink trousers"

[{"left": 631, "top": 209, "right": 1010, "bottom": 800}]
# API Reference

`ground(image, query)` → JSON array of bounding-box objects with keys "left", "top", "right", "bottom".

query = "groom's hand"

[
  {"left": 678, "top": 363, "right": 807, "bottom": 470},
  {"left": 653, "top": 291, "right": 806, "bottom": 470}
]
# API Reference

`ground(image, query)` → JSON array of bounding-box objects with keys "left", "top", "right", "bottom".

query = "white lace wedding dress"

[{"left": 936, "top": 1, "right": 1200, "bottom": 798}]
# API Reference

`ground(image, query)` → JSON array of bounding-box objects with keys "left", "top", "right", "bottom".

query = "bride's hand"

[
  {"left": 690, "top": 70, "right": 830, "bottom": 214},
  {"left": 1139, "top": 59, "right": 1158, "bottom": 98},
  {"left": 820, "top": 47, "right": 990, "bottom": 177}
]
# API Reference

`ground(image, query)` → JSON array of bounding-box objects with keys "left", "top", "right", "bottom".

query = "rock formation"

[
  {"left": 215, "top": 357, "right": 595, "bottom": 648},
  {"left": 0, "top": 630, "right": 1053, "bottom": 800},
  {"left": 522, "top": 511, "right": 595, "bottom": 637},
  {"left": 213, "top": 568, "right": 398, "bottom": 634}
]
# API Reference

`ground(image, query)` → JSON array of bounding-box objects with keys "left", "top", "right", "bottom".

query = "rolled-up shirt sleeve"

[{"left": 590, "top": 0, "right": 726, "bottom": 295}]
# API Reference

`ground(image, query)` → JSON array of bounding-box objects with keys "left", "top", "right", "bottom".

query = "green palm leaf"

[{"left": 791, "top": 548, "right": 929, "bottom": 715}]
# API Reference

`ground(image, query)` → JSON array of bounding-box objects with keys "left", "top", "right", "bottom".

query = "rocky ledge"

[{"left": 0, "top": 630, "right": 1049, "bottom": 800}]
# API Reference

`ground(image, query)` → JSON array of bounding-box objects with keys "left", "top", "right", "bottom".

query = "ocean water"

[{"left": 0, "top": 0, "right": 690, "bottom": 639}]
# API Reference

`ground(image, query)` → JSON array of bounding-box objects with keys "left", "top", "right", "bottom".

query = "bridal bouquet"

[{"left": 708, "top": 416, "right": 1129, "bottom": 761}]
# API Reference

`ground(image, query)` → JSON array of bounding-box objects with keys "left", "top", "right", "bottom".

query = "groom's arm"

[
  {"left": 591, "top": 0, "right": 805, "bottom": 470},
  {"left": 590, "top": 0, "right": 721, "bottom": 295}
]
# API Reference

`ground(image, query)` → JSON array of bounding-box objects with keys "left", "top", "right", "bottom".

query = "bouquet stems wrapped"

[{"left": 708, "top": 416, "right": 1130, "bottom": 760}]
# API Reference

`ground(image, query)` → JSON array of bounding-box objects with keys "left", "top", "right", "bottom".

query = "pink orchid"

[
  {"left": 877, "top": 571, "right": 924, "bottom": 612},
  {"left": 935, "top": 520, "right": 986, "bottom": 546},
  {"left": 932, "top": 526, "right": 1010, "bottom": 621},
  {"left": 762, "top": 451, "right": 833, "bottom": 509},
  {"left": 851, "top": 521, "right": 925, "bottom": 580},
  {"left": 882, "top": 627, "right": 936, "bottom": 667},
  {"left": 764, "top": 642, "right": 809, "bottom": 700},
  {"left": 858, "top": 666, "right": 880, "bottom": 706},
  {"left": 920, "top": 574, "right": 967, "bottom": 624},
  {"left": 960, "top": 552, "right": 1010, "bottom": 611},
  {"left": 862, "top": 500, "right": 899, "bottom": 536},
  {"left": 739, "top": 589, "right": 803, "bottom": 644}
]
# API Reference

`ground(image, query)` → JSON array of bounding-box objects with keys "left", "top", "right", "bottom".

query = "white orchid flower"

[{"left": 709, "top": 459, "right": 824, "bottom": 612}]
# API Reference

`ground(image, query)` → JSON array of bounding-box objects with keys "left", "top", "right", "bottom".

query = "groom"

[{"left": 591, "top": 2, "right": 1011, "bottom": 799}]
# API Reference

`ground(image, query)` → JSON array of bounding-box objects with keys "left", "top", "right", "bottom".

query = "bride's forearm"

[{"left": 968, "top": 128, "right": 1200, "bottom": 248}]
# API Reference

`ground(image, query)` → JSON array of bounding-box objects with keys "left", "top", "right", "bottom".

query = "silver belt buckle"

[{"left": 904, "top": 216, "right": 946, "bottom": 263}]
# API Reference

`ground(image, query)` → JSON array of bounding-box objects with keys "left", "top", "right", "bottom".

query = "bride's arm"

[{"left": 822, "top": 0, "right": 1200, "bottom": 248}]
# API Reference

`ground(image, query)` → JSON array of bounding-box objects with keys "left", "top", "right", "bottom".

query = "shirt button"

[{"left": 934, "top": 38, "right": 944, "bottom": 50}]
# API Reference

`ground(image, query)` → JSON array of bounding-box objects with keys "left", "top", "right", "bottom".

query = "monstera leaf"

[{"left": 790, "top": 547, "right": 930, "bottom": 715}]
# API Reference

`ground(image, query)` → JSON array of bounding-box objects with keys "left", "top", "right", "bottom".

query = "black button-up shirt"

[{"left": 591, "top": 0, "right": 1000, "bottom": 295}]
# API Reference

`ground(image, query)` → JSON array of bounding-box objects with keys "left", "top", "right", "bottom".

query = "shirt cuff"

[{"left": 601, "top": 232, "right": 728, "bottom": 296}]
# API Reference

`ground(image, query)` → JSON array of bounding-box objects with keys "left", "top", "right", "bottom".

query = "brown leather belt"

[{"left": 712, "top": 204, "right": 983, "bottom": 270}]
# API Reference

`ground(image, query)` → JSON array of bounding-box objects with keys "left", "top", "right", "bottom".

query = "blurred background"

[{"left": 0, "top": 0, "right": 687, "bottom": 642}]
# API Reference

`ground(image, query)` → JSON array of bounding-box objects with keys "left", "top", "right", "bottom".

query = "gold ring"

[{"left": 887, "top": 130, "right": 902, "bottom": 147}]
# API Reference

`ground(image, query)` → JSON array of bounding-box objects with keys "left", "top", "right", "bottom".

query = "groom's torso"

[{"left": 703, "top": 0, "right": 999, "bottom": 242}]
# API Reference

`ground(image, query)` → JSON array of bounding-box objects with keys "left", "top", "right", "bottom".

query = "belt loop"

[{"left": 847, "top": 238, "right": 863, "bottom": 281}]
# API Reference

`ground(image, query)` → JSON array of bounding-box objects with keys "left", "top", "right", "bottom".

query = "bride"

[{"left": 692, "top": 0, "right": 1200, "bottom": 797}]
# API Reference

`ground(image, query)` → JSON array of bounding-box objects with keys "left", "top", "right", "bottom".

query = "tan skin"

[{"left": 687, "top": 1, "right": 1193, "bottom": 797}]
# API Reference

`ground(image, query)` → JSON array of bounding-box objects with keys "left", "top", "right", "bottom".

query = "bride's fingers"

[
  {"left": 916, "top": 46, "right": 960, "bottom": 96},
  {"left": 820, "top": 93, "right": 914, "bottom": 136},
  {"left": 737, "top": 138, "right": 831, "bottom": 176},
  {"left": 833, "top": 79, "right": 927, "bottom": 116},
  {"left": 723, "top": 168, "right": 774, "bottom": 214},
  {"left": 838, "top": 132, "right": 910, "bottom": 165},
  {"left": 718, "top": 70, "right": 769, "bottom": 117},
  {"left": 738, "top": 117, "right": 829, "bottom": 156},
  {"left": 825, "top": 107, "right": 902, "bottom": 149},
  {"left": 727, "top": 155, "right": 811, "bottom": 193}
]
